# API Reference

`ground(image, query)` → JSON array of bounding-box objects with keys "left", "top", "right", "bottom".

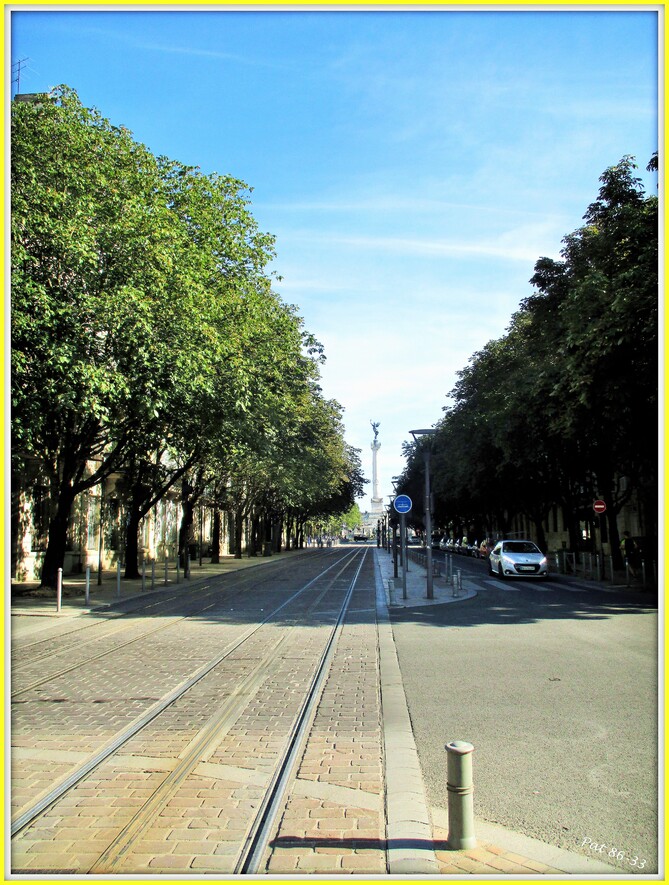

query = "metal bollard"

[
  {"left": 176, "top": 555, "right": 180, "bottom": 584},
  {"left": 151, "top": 560, "right": 156, "bottom": 591},
  {"left": 165, "top": 557, "right": 169, "bottom": 586},
  {"left": 117, "top": 560, "right": 121, "bottom": 598},
  {"left": 85, "top": 566, "right": 91, "bottom": 605},
  {"left": 142, "top": 558, "right": 146, "bottom": 592},
  {"left": 56, "top": 568, "right": 63, "bottom": 612},
  {"left": 446, "top": 740, "right": 476, "bottom": 849}
]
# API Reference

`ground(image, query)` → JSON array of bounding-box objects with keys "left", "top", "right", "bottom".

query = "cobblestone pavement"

[{"left": 10, "top": 546, "right": 615, "bottom": 876}]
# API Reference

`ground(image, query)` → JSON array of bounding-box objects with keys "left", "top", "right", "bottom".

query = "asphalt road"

[{"left": 390, "top": 554, "right": 659, "bottom": 874}]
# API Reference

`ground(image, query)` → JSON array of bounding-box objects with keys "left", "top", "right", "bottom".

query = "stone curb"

[{"left": 374, "top": 552, "right": 440, "bottom": 875}]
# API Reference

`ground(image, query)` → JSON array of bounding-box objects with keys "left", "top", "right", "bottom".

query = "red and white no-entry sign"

[{"left": 593, "top": 499, "right": 607, "bottom": 514}]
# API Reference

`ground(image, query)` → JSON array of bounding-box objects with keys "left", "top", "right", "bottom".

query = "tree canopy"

[
  {"left": 398, "top": 156, "right": 658, "bottom": 561},
  {"left": 12, "top": 87, "right": 364, "bottom": 585}
]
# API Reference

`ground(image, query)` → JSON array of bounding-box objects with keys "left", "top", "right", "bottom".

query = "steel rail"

[
  {"left": 87, "top": 551, "right": 364, "bottom": 874},
  {"left": 12, "top": 547, "right": 335, "bottom": 656},
  {"left": 235, "top": 547, "right": 369, "bottom": 873},
  {"left": 11, "top": 549, "right": 339, "bottom": 695},
  {"left": 10, "top": 547, "right": 360, "bottom": 838}
]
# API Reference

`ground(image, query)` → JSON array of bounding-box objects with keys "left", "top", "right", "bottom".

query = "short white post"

[
  {"left": 446, "top": 740, "right": 476, "bottom": 850},
  {"left": 85, "top": 566, "right": 91, "bottom": 605},
  {"left": 56, "top": 568, "right": 63, "bottom": 612}
]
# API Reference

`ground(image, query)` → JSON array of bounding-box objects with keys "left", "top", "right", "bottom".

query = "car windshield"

[{"left": 503, "top": 542, "right": 540, "bottom": 553}]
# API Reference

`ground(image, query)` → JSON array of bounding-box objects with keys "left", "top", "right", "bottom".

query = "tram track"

[
  {"left": 11, "top": 546, "right": 366, "bottom": 864},
  {"left": 235, "top": 548, "right": 367, "bottom": 873},
  {"left": 11, "top": 549, "right": 337, "bottom": 698}
]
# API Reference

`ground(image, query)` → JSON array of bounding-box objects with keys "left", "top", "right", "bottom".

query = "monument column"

[{"left": 370, "top": 421, "right": 383, "bottom": 515}]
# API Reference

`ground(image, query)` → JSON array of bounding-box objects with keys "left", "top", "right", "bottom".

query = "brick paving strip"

[{"left": 264, "top": 555, "right": 387, "bottom": 875}]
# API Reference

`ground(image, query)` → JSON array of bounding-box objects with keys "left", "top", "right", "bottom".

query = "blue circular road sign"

[{"left": 393, "top": 494, "right": 412, "bottom": 514}]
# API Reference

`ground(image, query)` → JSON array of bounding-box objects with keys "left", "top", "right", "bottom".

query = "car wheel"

[{"left": 498, "top": 564, "right": 506, "bottom": 580}]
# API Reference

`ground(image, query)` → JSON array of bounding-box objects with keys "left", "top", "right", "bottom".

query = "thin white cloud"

[
  {"left": 278, "top": 230, "right": 559, "bottom": 264},
  {"left": 135, "top": 40, "right": 288, "bottom": 71}
]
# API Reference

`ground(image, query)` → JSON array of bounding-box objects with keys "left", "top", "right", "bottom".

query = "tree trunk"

[
  {"left": 124, "top": 508, "right": 142, "bottom": 579},
  {"left": 606, "top": 509, "right": 623, "bottom": 570},
  {"left": 211, "top": 509, "right": 221, "bottom": 563},
  {"left": 178, "top": 480, "right": 195, "bottom": 578},
  {"left": 274, "top": 516, "right": 283, "bottom": 553},
  {"left": 233, "top": 507, "right": 244, "bottom": 559},
  {"left": 40, "top": 485, "right": 76, "bottom": 589},
  {"left": 597, "top": 470, "right": 623, "bottom": 569},
  {"left": 249, "top": 513, "right": 259, "bottom": 557}
]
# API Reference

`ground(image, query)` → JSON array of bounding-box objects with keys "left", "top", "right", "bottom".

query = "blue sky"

[{"left": 10, "top": 8, "right": 659, "bottom": 511}]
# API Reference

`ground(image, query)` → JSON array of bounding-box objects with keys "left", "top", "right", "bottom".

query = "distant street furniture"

[{"left": 410, "top": 428, "right": 437, "bottom": 599}]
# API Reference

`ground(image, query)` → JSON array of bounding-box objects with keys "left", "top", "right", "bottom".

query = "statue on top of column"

[{"left": 370, "top": 420, "right": 380, "bottom": 442}]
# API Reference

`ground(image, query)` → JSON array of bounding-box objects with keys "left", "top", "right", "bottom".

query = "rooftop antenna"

[{"left": 12, "top": 58, "right": 29, "bottom": 93}]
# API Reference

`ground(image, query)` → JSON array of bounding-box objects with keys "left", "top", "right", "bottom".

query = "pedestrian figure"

[{"left": 620, "top": 531, "right": 640, "bottom": 580}]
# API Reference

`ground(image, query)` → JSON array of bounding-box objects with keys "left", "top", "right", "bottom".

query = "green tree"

[
  {"left": 12, "top": 87, "right": 280, "bottom": 586},
  {"left": 12, "top": 87, "right": 183, "bottom": 587},
  {"left": 401, "top": 156, "right": 657, "bottom": 559},
  {"left": 530, "top": 156, "right": 658, "bottom": 560}
]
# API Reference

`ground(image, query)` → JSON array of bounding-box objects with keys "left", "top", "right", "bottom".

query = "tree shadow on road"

[{"left": 389, "top": 582, "right": 658, "bottom": 629}]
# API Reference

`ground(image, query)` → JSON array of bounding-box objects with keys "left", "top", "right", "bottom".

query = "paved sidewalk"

[{"left": 375, "top": 545, "right": 478, "bottom": 608}]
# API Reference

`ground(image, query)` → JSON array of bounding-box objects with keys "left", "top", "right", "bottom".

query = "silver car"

[{"left": 488, "top": 540, "right": 549, "bottom": 579}]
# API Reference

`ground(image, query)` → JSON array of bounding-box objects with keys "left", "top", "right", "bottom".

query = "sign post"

[
  {"left": 593, "top": 500, "right": 607, "bottom": 580},
  {"left": 393, "top": 495, "right": 412, "bottom": 600}
]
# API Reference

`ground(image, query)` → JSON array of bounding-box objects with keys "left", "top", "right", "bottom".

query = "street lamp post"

[{"left": 410, "top": 428, "right": 436, "bottom": 599}]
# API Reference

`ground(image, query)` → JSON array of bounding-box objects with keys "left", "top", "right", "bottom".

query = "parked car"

[
  {"left": 488, "top": 539, "right": 549, "bottom": 579},
  {"left": 406, "top": 536, "right": 422, "bottom": 546}
]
